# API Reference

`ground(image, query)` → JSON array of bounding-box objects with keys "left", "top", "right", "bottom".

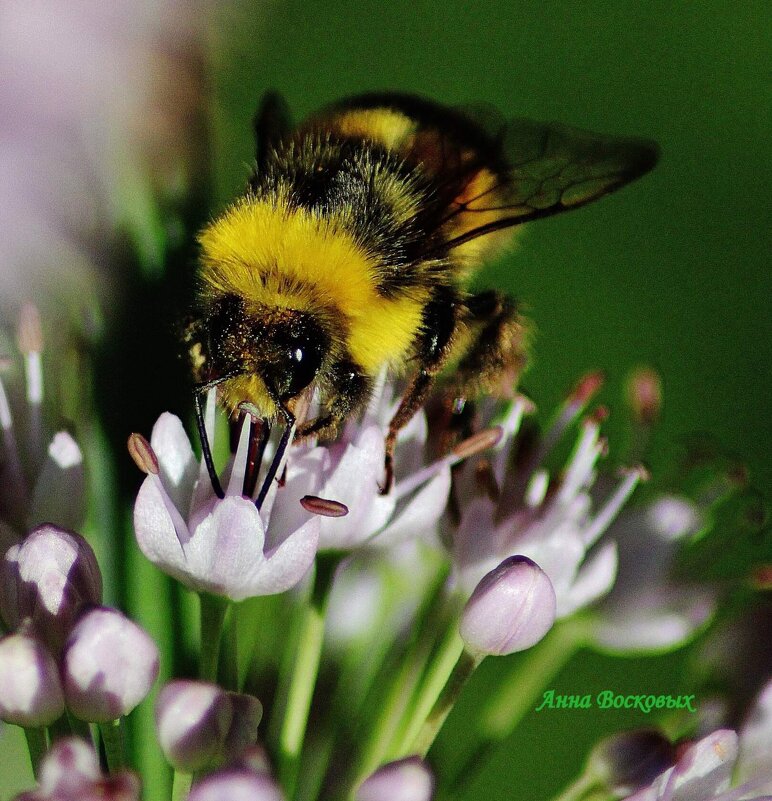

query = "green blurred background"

[{"left": 204, "top": 2, "right": 769, "bottom": 798}]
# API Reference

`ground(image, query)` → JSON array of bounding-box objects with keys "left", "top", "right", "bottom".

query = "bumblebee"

[{"left": 188, "top": 92, "right": 658, "bottom": 495}]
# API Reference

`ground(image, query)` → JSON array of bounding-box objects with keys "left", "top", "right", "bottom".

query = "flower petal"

[
  {"left": 376, "top": 467, "right": 451, "bottom": 548},
  {"left": 239, "top": 517, "right": 320, "bottom": 598},
  {"left": 184, "top": 497, "right": 268, "bottom": 598},
  {"left": 133, "top": 475, "right": 190, "bottom": 576},
  {"left": 150, "top": 413, "right": 199, "bottom": 514},
  {"left": 559, "top": 540, "right": 618, "bottom": 617}
]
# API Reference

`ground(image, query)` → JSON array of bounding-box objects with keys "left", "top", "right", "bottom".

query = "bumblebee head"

[{"left": 203, "top": 294, "right": 329, "bottom": 410}]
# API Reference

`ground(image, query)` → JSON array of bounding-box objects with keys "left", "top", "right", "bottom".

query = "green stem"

[
  {"left": 24, "top": 727, "right": 47, "bottom": 779},
  {"left": 354, "top": 623, "right": 436, "bottom": 782},
  {"left": 277, "top": 554, "right": 339, "bottom": 799},
  {"left": 199, "top": 593, "right": 229, "bottom": 682},
  {"left": 407, "top": 642, "right": 482, "bottom": 758},
  {"left": 99, "top": 718, "right": 126, "bottom": 773},
  {"left": 448, "top": 616, "right": 589, "bottom": 794},
  {"left": 66, "top": 710, "right": 92, "bottom": 742},
  {"left": 172, "top": 770, "right": 193, "bottom": 801},
  {"left": 223, "top": 603, "right": 240, "bottom": 691},
  {"left": 345, "top": 561, "right": 451, "bottom": 790}
]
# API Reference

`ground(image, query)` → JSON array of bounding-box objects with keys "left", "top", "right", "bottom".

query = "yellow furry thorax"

[{"left": 197, "top": 195, "right": 428, "bottom": 376}]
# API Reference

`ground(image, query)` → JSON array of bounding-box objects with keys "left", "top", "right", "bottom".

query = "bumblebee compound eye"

[
  {"left": 263, "top": 314, "right": 329, "bottom": 401},
  {"left": 282, "top": 339, "right": 325, "bottom": 399}
]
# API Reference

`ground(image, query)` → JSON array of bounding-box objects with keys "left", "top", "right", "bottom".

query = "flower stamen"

[{"left": 582, "top": 465, "right": 648, "bottom": 547}]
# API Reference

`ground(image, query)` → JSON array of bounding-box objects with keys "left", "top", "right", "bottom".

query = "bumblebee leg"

[
  {"left": 383, "top": 287, "right": 459, "bottom": 493},
  {"left": 296, "top": 360, "right": 371, "bottom": 442},
  {"left": 450, "top": 290, "right": 529, "bottom": 401}
]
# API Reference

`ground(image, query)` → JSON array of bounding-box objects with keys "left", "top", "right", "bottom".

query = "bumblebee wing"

[
  {"left": 253, "top": 91, "right": 293, "bottom": 170},
  {"left": 436, "top": 116, "right": 660, "bottom": 252}
]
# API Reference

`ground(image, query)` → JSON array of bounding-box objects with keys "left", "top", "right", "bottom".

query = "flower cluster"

[
  {"left": 4, "top": 311, "right": 766, "bottom": 801},
  {"left": 0, "top": 525, "right": 159, "bottom": 729}
]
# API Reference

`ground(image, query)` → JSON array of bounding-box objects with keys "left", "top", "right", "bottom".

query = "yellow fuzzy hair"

[
  {"left": 331, "top": 108, "right": 416, "bottom": 151},
  {"left": 198, "top": 197, "right": 427, "bottom": 376}
]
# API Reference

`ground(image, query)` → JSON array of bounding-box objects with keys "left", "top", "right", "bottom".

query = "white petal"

[
  {"left": 239, "top": 516, "right": 320, "bottom": 597},
  {"left": 454, "top": 497, "right": 499, "bottom": 592},
  {"left": 150, "top": 413, "right": 199, "bottom": 515},
  {"left": 559, "top": 541, "right": 618, "bottom": 617},
  {"left": 266, "top": 447, "right": 328, "bottom": 545},
  {"left": 133, "top": 476, "right": 190, "bottom": 576},
  {"left": 375, "top": 467, "right": 451, "bottom": 548},
  {"left": 184, "top": 498, "right": 268, "bottom": 597},
  {"left": 593, "top": 606, "right": 709, "bottom": 654},
  {"left": 516, "top": 523, "right": 585, "bottom": 603},
  {"left": 318, "top": 426, "right": 393, "bottom": 550},
  {"left": 392, "top": 411, "right": 429, "bottom": 480},
  {"left": 666, "top": 729, "right": 736, "bottom": 800}
]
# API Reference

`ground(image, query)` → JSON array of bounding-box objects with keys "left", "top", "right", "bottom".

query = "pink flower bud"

[
  {"left": 0, "top": 630, "right": 64, "bottom": 726},
  {"left": 63, "top": 607, "right": 159, "bottom": 722},
  {"left": 356, "top": 757, "right": 435, "bottom": 801},
  {"left": 187, "top": 769, "right": 285, "bottom": 801},
  {"left": 0, "top": 525, "right": 102, "bottom": 655},
  {"left": 155, "top": 680, "right": 263, "bottom": 772},
  {"left": 21, "top": 737, "right": 141, "bottom": 800},
  {"left": 38, "top": 737, "right": 100, "bottom": 795},
  {"left": 460, "top": 555, "right": 556, "bottom": 656}
]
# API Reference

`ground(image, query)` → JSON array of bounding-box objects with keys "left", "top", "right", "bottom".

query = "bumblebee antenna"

[
  {"left": 255, "top": 406, "right": 295, "bottom": 510},
  {"left": 194, "top": 389, "right": 225, "bottom": 500}
]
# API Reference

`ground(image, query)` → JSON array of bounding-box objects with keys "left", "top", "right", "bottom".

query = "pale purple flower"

[
  {"left": 62, "top": 606, "right": 159, "bottom": 722},
  {"left": 187, "top": 769, "right": 285, "bottom": 801},
  {"left": 0, "top": 306, "right": 84, "bottom": 543},
  {"left": 12, "top": 737, "right": 140, "bottom": 801},
  {"left": 356, "top": 756, "right": 435, "bottom": 801},
  {"left": 623, "top": 714, "right": 772, "bottom": 801},
  {"left": 451, "top": 375, "right": 642, "bottom": 618},
  {"left": 0, "top": 524, "right": 102, "bottom": 655},
  {"left": 131, "top": 396, "right": 320, "bottom": 600},
  {"left": 0, "top": 628, "right": 65, "bottom": 727},
  {"left": 459, "top": 555, "right": 556, "bottom": 656},
  {"left": 590, "top": 494, "right": 717, "bottom": 652},
  {"left": 274, "top": 375, "right": 455, "bottom": 552},
  {"left": 155, "top": 679, "right": 263, "bottom": 773}
]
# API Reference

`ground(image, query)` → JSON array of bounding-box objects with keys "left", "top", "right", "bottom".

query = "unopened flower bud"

[
  {"left": 460, "top": 556, "right": 556, "bottom": 656},
  {"left": 587, "top": 728, "right": 676, "bottom": 794},
  {"left": 223, "top": 691, "right": 264, "bottom": 759},
  {"left": 63, "top": 607, "right": 159, "bottom": 722},
  {"left": 356, "top": 757, "right": 435, "bottom": 801},
  {"left": 38, "top": 737, "right": 101, "bottom": 795},
  {"left": 0, "top": 524, "right": 102, "bottom": 655},
  {"left": 187, "top": 769, "right": 285, "bottom": 801},
  {"left": 0, "top": 630, "right": 64, "bottom": 726},
  {"left": 155, "top": 680, "right": 262, "bottom": 772},
  {"left": 156, "top": 680, "right": 230, "bottom": 772},
  {"left": 28, "top": 737, "right": 141, "bottom": 800}
]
